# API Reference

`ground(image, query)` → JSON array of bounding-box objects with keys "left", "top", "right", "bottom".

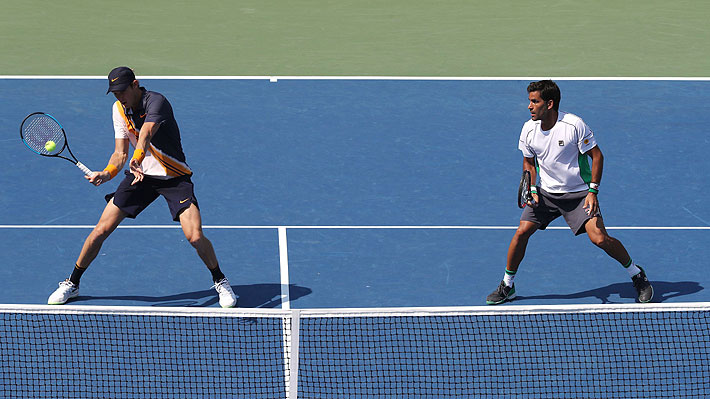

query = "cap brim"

[{"left": 106, "top": 83, "right": 131, "bottom": 94}]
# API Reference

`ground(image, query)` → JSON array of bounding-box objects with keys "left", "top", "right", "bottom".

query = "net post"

[
  {"left": 287, "top": 309, "right": 301, "bottom": 399},
  {"left": 279, "top": 227, "right": 293, "bottom": 399}
]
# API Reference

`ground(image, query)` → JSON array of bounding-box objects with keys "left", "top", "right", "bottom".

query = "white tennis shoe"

[
  {"left": 213, "top": 278, "right": 238, "bottom": 308},
  {"left": 48, "top": 279, "right": 79, "bottom": 305}
]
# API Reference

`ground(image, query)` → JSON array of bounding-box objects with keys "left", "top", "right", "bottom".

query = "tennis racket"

[
  {"left": 517, "top": 170, "right": 535, "bottom": 208},
  {"left": 20, "top": 112, "right": 92, "bottom": 176}
]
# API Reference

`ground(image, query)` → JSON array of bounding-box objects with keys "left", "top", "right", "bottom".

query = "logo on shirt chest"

[
  {"left": 558, "top": 140, "right": 564, "bottom": 146},
  {"left": 130, "top": 113, "right": 146, "bottom": 130}
]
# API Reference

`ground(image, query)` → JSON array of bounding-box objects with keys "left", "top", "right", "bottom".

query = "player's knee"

[
  {"left": 185, "top": 230, "right": 204, "bottom": 247},
  {"left": 590, "top": 233, "right": 611, "bottom": 248},
  {"left": 90, "top": 224, "right": 113, "bottom": 242},
  {"left": 514, "top": 225, "right": 535, "bottom": 240}
]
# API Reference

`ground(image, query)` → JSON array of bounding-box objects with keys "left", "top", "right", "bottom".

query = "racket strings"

[{"left": 22, "top": 115, "right": 66, "bottom": 155}]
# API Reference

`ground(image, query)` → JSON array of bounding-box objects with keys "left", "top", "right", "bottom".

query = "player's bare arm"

[
  {"left": 584, "top": 146, "right": 604, "bottom": 215},
  {"left": 86, "top": 139, "right": 129, "bottom": 186},
  {"left": 129, "top": 121, "right": 158, "bottom": 185}
]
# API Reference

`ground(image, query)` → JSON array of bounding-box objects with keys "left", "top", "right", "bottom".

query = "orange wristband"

[
  {"left": 132, "top": 149, "right": 145, "bottom": 163},
  {"left": 103, "top": 164, "right": 118, "bottom": 179}
]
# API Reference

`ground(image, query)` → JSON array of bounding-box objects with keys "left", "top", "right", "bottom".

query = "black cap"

[{"left": 106, "top": 66, "right": 136, "bottom": 94}]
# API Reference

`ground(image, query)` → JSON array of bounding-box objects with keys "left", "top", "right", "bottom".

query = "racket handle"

[{"left": 76, "top": 161, "right": 92, "bottom": 176}]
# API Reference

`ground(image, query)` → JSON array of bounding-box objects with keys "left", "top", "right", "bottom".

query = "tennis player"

[
  {"left": 48, "top": 66, "right": 238, "bottom": 307},
  {"left": 486, "top": 80, "right": 653, "bottom": 305}
]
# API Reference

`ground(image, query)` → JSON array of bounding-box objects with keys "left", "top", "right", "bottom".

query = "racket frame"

[
  {"left": 20, "top": 112, "right": 92, "bottom": 176},
  {"left": 518, "top": 170, "right": 532, "bottom": 209}
]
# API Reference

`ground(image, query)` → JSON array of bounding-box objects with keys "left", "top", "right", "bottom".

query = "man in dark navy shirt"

[{"left": 48, "top": 67, "right": 238, "bottom": 308}]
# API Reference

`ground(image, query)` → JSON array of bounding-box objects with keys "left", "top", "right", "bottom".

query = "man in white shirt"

[{"left": 486, "top": 80, "right": 653, "bottom": 305}]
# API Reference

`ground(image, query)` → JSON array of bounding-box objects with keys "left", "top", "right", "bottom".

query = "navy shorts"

[
  {"left": 521, "top": 188, "right": 601, "bottom": 236},
  {"left": 106, "top": 171, "right": 199, "bottom": 221}
]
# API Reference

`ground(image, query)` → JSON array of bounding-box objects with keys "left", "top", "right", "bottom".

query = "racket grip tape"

[{"left": 76, "top": 161, "right": 92, "bottom": 176}]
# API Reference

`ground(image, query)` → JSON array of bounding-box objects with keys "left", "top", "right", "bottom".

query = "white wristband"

[{"left": 589, "top": 182, "right": 599, "bottom": 190}]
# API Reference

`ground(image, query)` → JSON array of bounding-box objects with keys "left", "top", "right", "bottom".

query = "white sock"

[
  {"left": 624, "top": 259, "right": 641, "bottom": 277},
  {"left": 503, "top": 269, "right": 516, "bottom": 287}
]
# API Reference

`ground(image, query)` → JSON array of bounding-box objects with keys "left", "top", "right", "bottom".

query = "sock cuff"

[
  {"left": 210, "top": 266, "right": 226, "bottom": 283},
  {"left": 623, "top": 258, "right": 633, "bottom": 268},
  {"left": 505, "top": 269, "right": 517, "bottom": 275}
]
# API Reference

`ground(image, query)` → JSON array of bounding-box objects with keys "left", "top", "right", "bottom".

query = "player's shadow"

[
  {"left": 71, "top": 283, "right": 312, "bottom": 308},
  {"left": 515, "top": 281, "right": 703, "bottom": 304}
]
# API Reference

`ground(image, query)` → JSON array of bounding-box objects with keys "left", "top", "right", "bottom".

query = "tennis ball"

[{"left": 44, "top": 140, "right": 56, "bottom": 152}]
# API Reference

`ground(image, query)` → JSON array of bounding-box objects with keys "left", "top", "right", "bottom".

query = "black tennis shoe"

[
  {"left": 631, "top": 266, "right": 653, "bottom": 303},
  {"left": 486, "top": 281, "right": 516, "bottom": 305}
]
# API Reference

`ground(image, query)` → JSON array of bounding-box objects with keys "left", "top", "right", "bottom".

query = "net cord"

[{"left": 2, "top": 302, "right": 710, "bottom": 318}]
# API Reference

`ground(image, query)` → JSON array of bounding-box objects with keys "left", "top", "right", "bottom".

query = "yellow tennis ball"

[{"left": 44, "top": 140, "right": 56, "bottom": 152}]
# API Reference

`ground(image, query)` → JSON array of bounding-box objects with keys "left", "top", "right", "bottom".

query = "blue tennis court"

[{"left": 1, "top": 78, "right": 709, "bottom": 308}]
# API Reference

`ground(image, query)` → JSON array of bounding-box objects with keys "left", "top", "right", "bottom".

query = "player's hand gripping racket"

[
  {"left": 20, "top": 112, "right": 92, "bottom": 176},
  {"left": 517, "top": 170, "right": 536, "bottom": 208}
]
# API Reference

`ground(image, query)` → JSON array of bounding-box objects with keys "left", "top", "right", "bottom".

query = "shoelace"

[
  {"left": 213, "top": 280, "right": 232, "bottom": 295},
  {"left": 497, "top": 282, "right": 509, "bottom": 295},
  {"left": 632, "top": 273, "right": 648, "bottom": 287}
]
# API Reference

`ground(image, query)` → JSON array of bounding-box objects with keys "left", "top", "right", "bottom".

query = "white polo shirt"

[{"left": 518, "top": 111, "right": 597, "bottom": 193}]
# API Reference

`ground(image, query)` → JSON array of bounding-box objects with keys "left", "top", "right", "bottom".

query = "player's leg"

[
  {"left": 178, "top": 203, "right": 237, "bottom": 308},
  {"left": 179, "top": 203, "right": 218, "bottom": 269},
  {"left": 585, "top": 217, "right": 653, "bottom": 302},
  {"left": 76, "top": 199, "right": 128, "bottom": 269},
  {"left": 486, "top": 190, "right": 560, "bottom": 305},
  {"left": 486, "top": 220, "right": 538, "bottom": 305},
  {"left": 48, "top": 199, "right": 127, "bottom": 304},
  {"left": 585, "top": 216, "right": 629, "bottom": 263},
  {"left": 506, "top": 220, "right": 539, "bottom": 274},
  {"left": 74, "top": 176, "right": 156, "bottom": 280}
]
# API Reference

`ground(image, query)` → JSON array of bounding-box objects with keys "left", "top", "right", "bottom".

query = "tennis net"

[{"left": 2, "top": 303, "right": 709, "bottom": 398}]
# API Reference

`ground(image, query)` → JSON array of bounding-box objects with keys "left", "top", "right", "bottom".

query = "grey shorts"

[{"left": 521, "top": 188, "right": 601, "bottom": 235}]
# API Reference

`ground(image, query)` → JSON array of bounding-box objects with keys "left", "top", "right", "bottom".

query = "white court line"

[
  {"left": 1, "top": 76, "right": 710, "bottom": 81},
  {"left": 0, "top": 225, "right": 709, "bottom": 230},
  {"left": 278, "top": 227, "right": 291, "bottom": 310}
]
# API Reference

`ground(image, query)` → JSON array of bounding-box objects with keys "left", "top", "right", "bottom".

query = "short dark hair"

[{"left": 527, "top": 80, "right": 561, "bottom": 111}]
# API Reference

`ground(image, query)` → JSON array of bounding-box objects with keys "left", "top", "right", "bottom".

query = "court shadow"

[
  {"left": 70, "top": 283, "right": 312, "bottom": 308},
  {"left": 514, "top": 281, "right": 703, "bottom": 304}
]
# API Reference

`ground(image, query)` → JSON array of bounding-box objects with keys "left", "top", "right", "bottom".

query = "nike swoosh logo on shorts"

[{"left": 180, "top": 198, "right": 191, "bottom": 204}]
